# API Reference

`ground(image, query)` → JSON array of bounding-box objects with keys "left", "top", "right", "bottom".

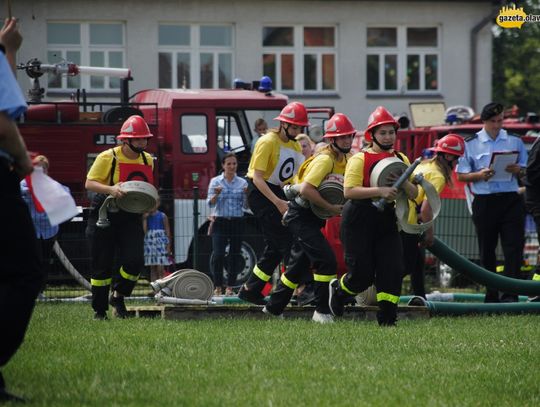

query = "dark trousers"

[
  {"left": 266, "top": 206, "right": 336, "bottom": 314},
  {"left": 401, "top": 232, "right": 426, "bottom": 299},
  {"left": 210, "top": 217, "right": 243, "bottom": 287},
  {"left": 472, "top": 193, "right": 525, "bottom": 302},
  {"left": 87, "top": 210, "right": 145, "bottom": 314},
  {"left": 0, "top": 168, "right": 44, "bottom": 368},
  {"left": 340, "top": 200, "right": 404, "bottom": 324},
  {"left": 243, "top": 186, "right": 293, "bottom": 293},
  {"left": 38, "top": 236, "right": 57, "bottom": 292},
  {"left": 525, "top": 195, "right": 540, "bottom": 279}
]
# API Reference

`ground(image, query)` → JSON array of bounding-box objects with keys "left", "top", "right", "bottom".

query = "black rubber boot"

[{"left": 376, "top": 301, "right": 397, "bottom": 327}]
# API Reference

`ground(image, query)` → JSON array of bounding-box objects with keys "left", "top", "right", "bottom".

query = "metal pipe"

[
  {"left": 425, "top": 301, "right": 540, "bottom": 316},
  {"left": 399, "top": 293, "right": 529, "bottom": 303}
]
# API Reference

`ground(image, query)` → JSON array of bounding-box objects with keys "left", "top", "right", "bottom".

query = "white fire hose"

[
  {"left": 97, "top": 181, "right": 159, "bottom": 228},
  {"left": 283, "top": 174, "right": 345, "bottom": 220},
  {"left": 151, "top": 269, "right": 215, "bottom": 305},
  {"left": 53, "top": 241, "right": 92, "bottom": 291},
  {"left": 311, "top": 174, "right": 345, "bottom": 219},
  {"left": 369, "top": 157, "right": 441, "bottom": 234}
]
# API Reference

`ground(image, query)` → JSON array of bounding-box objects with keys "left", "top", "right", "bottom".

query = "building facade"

[{"left": 11, "top": 0, "right": 495, "bottom": 127}]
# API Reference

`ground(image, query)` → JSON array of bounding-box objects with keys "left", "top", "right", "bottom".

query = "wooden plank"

[{"left": 127, "top": 305, "right": 430, "bottom": 320}]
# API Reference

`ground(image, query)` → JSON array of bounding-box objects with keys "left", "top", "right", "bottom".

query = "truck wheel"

[
  {"left": 209, "top": 240, "right": 258, "bottom": 287},
  {"left": 207, "top": 221, "right": 264, "bottom": 287}
]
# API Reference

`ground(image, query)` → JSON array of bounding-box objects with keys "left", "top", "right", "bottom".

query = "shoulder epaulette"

[{"left": 464, "top": 134, "right": 478, "bottom": 142}]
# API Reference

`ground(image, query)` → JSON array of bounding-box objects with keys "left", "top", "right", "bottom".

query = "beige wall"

[{"left": 9, "top": 0, "right": 494, "bottom": 128}]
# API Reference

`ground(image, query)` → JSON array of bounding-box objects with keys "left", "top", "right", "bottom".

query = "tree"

[{"left": 493, "top": 0, "right": 540, "bottom": 114}]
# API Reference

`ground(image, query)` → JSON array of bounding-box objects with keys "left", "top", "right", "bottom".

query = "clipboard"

[{"left": 488, "top": 151, "right": 519, "bottom": 182}]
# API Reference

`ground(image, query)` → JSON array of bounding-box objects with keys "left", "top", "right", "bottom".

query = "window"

[
  {"left": 366, "top": 26, "right": 439, "bottom": 94},
  {"left": 181, "top": 115, "right": 208, "bottom": 154},
  {"left": 47, "top": 22, "right": 125, "bottom": 91},
  {"left": 159, "top": 24, "right": 233, "bottom": 89},
  {"left": 262, "top": 26, "right": 337, "bottom": 93}
]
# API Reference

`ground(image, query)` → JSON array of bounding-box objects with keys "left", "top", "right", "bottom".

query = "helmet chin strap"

[
  {"left": 332, "top": 139, "right": 351, "bottom": 154},
  {"left": 282, "top": 124, "right": 297, "bottom": 141},
  {"left": 373, "top": 135, "right": 393, "bottom": 151},
  {"left": 127, "top": 141, "right": 145, "bottom": 154}
]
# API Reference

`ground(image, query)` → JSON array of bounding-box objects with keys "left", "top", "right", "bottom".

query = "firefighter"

[
  {"left": 238, "top": 102, "right": 308, "bottom": 305},
  {"left": 263, "top": 113, "right": 354, "bottom": 323},
  {"left": 401, "top": 133, "right": 465, "bottom": 299},
  {"left": 328, "top": 106, "right": 418, "bottom": 326},
  {"left": 86, "top": 115, "right": 154, "bottom": 319}
]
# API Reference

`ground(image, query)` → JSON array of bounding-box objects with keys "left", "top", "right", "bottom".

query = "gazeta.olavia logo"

[{"left": 496, "top": 4, "right": 540, "bottom": 29}]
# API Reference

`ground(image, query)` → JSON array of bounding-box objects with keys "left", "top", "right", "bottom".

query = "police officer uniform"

[{"left": 456, "top": 103, "right": 528, "bottom": 302}]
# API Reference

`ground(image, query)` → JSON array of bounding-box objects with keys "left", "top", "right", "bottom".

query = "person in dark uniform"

[
  {"left": 238, "top": 102, "right": 308, "bottom": 305},
  {"left": 521, "top": 127, "right": 540, "bottom": 299},
  {"left": 86, "top": 115, "right": 154, "bottom": 319},
  {"left": 263, "top": 113, "right": 355, "bottom": 323},
  {"left": 0, "top": 17, "right": 44, "bottom": 402},
  {"left": 456, "top": 102, "right": 528, "bottom": 303},
  {"left": 328, "top": 106, "right": 418, "bottom": 326}
]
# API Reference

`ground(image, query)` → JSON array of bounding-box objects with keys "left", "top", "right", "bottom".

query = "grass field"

[{"left": 4, "top": 303, "right": 540, "bottom": 406}]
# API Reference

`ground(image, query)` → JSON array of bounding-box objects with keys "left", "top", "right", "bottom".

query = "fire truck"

[
  {"left": 15, "top": 59, "right": 334, "bottom": 284},
  {"left": 16, "top": 60, "right": 540, "bottom": 287}
]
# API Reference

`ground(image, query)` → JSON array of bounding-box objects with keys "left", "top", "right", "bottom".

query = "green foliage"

[
  {"left": 4, "top": 304, "right": 540, "bottom": 406},
  {"left": 493, "top": 0, "right": 540, "bottom": 113}
]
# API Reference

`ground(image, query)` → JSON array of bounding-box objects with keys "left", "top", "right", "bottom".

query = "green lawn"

[{"left": 4, "top": 303, "right": 540, "bottom": 406}]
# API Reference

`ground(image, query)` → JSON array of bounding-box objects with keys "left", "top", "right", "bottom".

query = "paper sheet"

[
  {"left": 489, "top": 151, "right": 519, "bottom": 182},
  {"left": 31, "top": 167, "right": 79, "bottom": 226}
]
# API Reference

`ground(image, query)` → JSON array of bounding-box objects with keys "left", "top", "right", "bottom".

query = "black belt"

[{"left": 475, "top": 192, "right": 518, "bottom": 198}]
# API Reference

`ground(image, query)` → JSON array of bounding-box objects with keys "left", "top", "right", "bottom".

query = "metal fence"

[{"left": 42, "top": 191, "right": 538, "bottom": 299}]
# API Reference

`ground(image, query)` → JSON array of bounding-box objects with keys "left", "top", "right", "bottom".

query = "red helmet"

[
  {"left": 273, "top": 102, "right": 310, "bottom": 127},
  {"left": 117, "top": 115, "right": 153, "bottom": 140},
  {"left": 323, "top": 113, "right": 356, "bottom": 138},
  {"left": 364, "top": 106, "right": 399, "bottom": 142},
  {"left": 430, "top": 133, "right": 464, "bottom": 157}
]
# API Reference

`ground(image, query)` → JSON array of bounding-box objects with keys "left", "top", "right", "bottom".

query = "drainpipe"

[{"left": 470, "top": 3, "right": 502, "bottom": 111}]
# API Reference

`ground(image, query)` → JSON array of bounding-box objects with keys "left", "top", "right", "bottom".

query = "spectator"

[
  {"left": 143, "top": 197, "right": 172, "bottom": 283},
  {"left": 85, "top": 115, "right": 154, "bottom": 319},
  {"left": 251, "top": 118, "right": 268, "bottom": 153},
  {"left": 207, "top": 152, "right": 248, "bottom": 295},
  {"left": 328, "top": 106, "right": 418, "bottom": 326},
  {"left": 0, "top": 17, "right": 44, "bottom": 403},
  {"left": 238, "top": 102, "right": 308, "bottom": 305},
  {"left": 456, "top": 102, "right": 527, "bottom": 303},
  {"left": 295, "top": 133, "right": 315, "bottom": 160},
  {"left": 20, "top": 155, "right": 71, "bottom": 298}
]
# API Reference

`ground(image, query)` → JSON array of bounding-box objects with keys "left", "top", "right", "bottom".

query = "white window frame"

[
  {"left": 262, "top": 25, "right": 338, "bottom": 94},
  {"left": 158, "top": 24, "right": 235, "bottom": 89},
  {"left": 46, "top": 21, "right": 126, "bottom": 92},
  {"left": 366, "top": 25, "right": 440, "bottom": 95}
]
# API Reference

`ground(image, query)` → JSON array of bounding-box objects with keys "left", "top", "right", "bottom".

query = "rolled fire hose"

[
  {"left": 283, "top": 174, "right": 344, "bottom": 220},
  {"left": 97, "top": 181, "right": 158, "bottom": 228},
  {"left": 151, "top": 269, "right": 215, "bottom": 305},
  {"left": 53, "top": 241, "right": 92, "bottom": 291},
  {"left": 311, "top": 173, "right": 345, "bottom": 220},
  {"left": 370, "top": 157, "right": 441, "bottom": 234}
]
